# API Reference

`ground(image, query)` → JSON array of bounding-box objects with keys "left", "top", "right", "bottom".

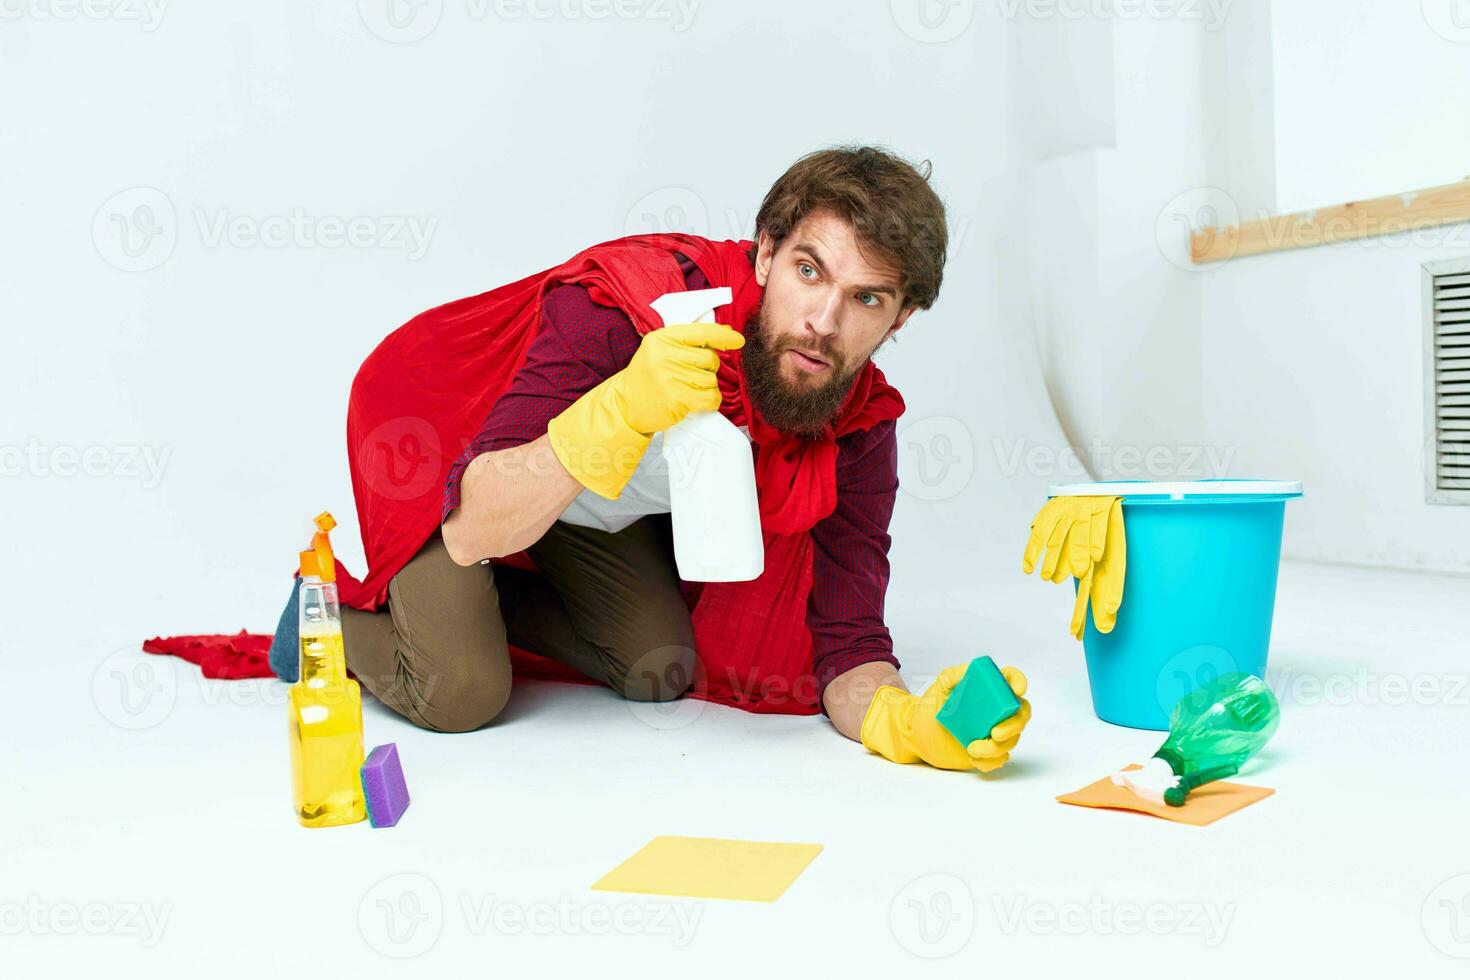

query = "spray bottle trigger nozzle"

[{"left": 648, "top": 286, "right": 733, "bottom": 328}]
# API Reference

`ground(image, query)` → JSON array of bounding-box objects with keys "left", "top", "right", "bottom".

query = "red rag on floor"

[
  {"left": 141, "top": 631, "right": 595, "bottom": 687},
  {"left": 142, "top": 631, "right": 273, "bottom": 680},
  {"left": 150, "top": 233, "right": 904, "bottom": 714}
]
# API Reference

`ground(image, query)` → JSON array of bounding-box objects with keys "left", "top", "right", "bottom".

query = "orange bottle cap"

[{"left": 299, "top": 511, "right": 337, "bottom": 583}]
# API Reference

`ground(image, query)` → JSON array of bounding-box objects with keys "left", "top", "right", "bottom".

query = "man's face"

[{"left": 744, "top": 209, "right": 916, "bottom": 436}]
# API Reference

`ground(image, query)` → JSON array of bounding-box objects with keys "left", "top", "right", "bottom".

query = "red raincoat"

[{"left": 155, "top": 234, "right": 905, "bottom": 714}]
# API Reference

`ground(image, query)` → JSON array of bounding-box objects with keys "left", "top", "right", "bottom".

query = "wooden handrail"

[{"left": 1191, "top": 177, "right": 1470, "bottom": 264}]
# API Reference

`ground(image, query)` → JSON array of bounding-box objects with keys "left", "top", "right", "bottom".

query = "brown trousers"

[{"left": 341, "top": 514, "right": 696, "bottom": 732}]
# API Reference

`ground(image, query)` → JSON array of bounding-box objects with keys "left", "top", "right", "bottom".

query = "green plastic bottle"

[{"left": 1114, "top": 673, "right": 1280, "bottom": 807}]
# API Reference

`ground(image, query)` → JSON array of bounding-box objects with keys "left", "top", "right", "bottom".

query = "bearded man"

[{"left": 269, "top": 145, "right": 1031, "bottom": 775}]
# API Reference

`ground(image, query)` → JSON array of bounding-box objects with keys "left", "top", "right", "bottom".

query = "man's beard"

[{"left": 740, "top": 309, "right": 865, "bottom": 438}]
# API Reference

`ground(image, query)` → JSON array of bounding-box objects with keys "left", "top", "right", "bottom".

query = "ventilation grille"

[{"left": 1431, "top": 269, "right": 1470, "bottom": 497}]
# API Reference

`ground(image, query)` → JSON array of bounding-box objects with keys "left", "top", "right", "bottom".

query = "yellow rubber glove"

[
  {"left": 546, "top": 321, "right": 744, "bottom": 499},
  {"left": 1022, "top": 496, "right": 1126, "bottom": 638},
  {"left": 860, "top": 665, "right": 1031, "bottom": 773},
  {"left": 1087, "top": 498, "right": 1125, "bottom": 633}
]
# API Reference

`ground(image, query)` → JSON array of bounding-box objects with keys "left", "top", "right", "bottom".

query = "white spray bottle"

[{"left": 649, "top": 286, "right": 764, "bottom": 582}]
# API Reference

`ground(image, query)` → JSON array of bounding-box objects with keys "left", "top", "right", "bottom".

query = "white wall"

[
  {"left": 1214, "top": 1, "right": 1470, "bottom": 571},
  {"left": 1271, "top": 0, "right": 1470, "bottom": 213},
  {"left": 1199, "top": 237, "right": 1470, "bottom": 572},
  {"left": 1015, "top": 11, "right": 1219, "bottom": 485},
  {"left": 1, "top": 2, "right": 1072, "bottom": 644}
]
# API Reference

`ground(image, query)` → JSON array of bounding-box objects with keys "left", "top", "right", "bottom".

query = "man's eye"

[
  {"left": 798, "top": 262, "right": 817, "bottom": 279},
  {"left": 857, "top": 292, "right": 879, "bottom": 307}
]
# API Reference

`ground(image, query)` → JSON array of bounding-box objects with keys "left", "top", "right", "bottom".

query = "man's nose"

[{"left": 805, "top": 288, "right": 843, "bottom": 339}]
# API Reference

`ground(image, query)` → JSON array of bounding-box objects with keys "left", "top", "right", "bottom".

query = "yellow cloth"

[
  {"left": 860, "top": 665, "right": 1031, "bottom": 773},
  {"left": 1022, "top": 495, "right": 1126, "bottom": 638},
  {"left": 592, "top": 836, "right": 823, "bottom": 902},
  {"left": 547, "top": 321, "right": 744, "bottom": 499}
]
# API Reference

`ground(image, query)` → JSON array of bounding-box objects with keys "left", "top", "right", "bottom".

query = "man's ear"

[
  {"left": 754, "top": 230, "right": 774, "bottom": 287},
  {"left": 884, "top": 305, "right": 918, "bottom": 342}
]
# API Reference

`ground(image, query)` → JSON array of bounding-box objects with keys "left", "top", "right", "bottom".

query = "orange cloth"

[{"left": 1057, "top": 764, "right": 1274, "bottom": 827}]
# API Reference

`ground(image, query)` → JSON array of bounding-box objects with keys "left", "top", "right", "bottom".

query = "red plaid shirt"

[{"left": 443, "top": 255, "right": 901, "bottom": 705}]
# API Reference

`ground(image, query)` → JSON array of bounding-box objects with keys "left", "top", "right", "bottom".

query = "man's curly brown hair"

[{"left": 753, "top": 145, "right": 949, "bottom": 311}]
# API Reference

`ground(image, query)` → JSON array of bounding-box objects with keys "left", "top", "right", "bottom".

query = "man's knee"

[
  {"left": 401, "top": 663, "right": 512, "bottom": 733},
  {"left": 613, "top": 640, "right": 697, "bottom": 703}
]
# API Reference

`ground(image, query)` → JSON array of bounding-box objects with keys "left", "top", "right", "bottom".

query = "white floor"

[{"left": 6, "top": 558, "right": 1470, "bottom": 977}]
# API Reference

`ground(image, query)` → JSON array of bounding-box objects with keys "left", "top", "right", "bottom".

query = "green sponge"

[{"left": 936, "top": 656, "right": 1021, "bottom": 746}]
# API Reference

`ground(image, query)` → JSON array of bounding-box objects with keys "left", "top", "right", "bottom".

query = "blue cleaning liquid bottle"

[{"left": 1114, "top": 673, "right": 1280, "bottom": 806}]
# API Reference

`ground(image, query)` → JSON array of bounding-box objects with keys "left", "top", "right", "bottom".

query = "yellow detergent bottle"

[{"left": 288, "top": 512, "right": 367, "bottom": 828}]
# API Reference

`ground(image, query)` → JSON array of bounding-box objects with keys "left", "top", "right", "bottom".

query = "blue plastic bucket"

[{"left": 1049, "top": 479, "right": 1304, "bottom": 731}]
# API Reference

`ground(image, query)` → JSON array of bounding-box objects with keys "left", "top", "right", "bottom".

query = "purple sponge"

[{"left": 360, "top": 743, "right": 410, "bottom": 828}]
